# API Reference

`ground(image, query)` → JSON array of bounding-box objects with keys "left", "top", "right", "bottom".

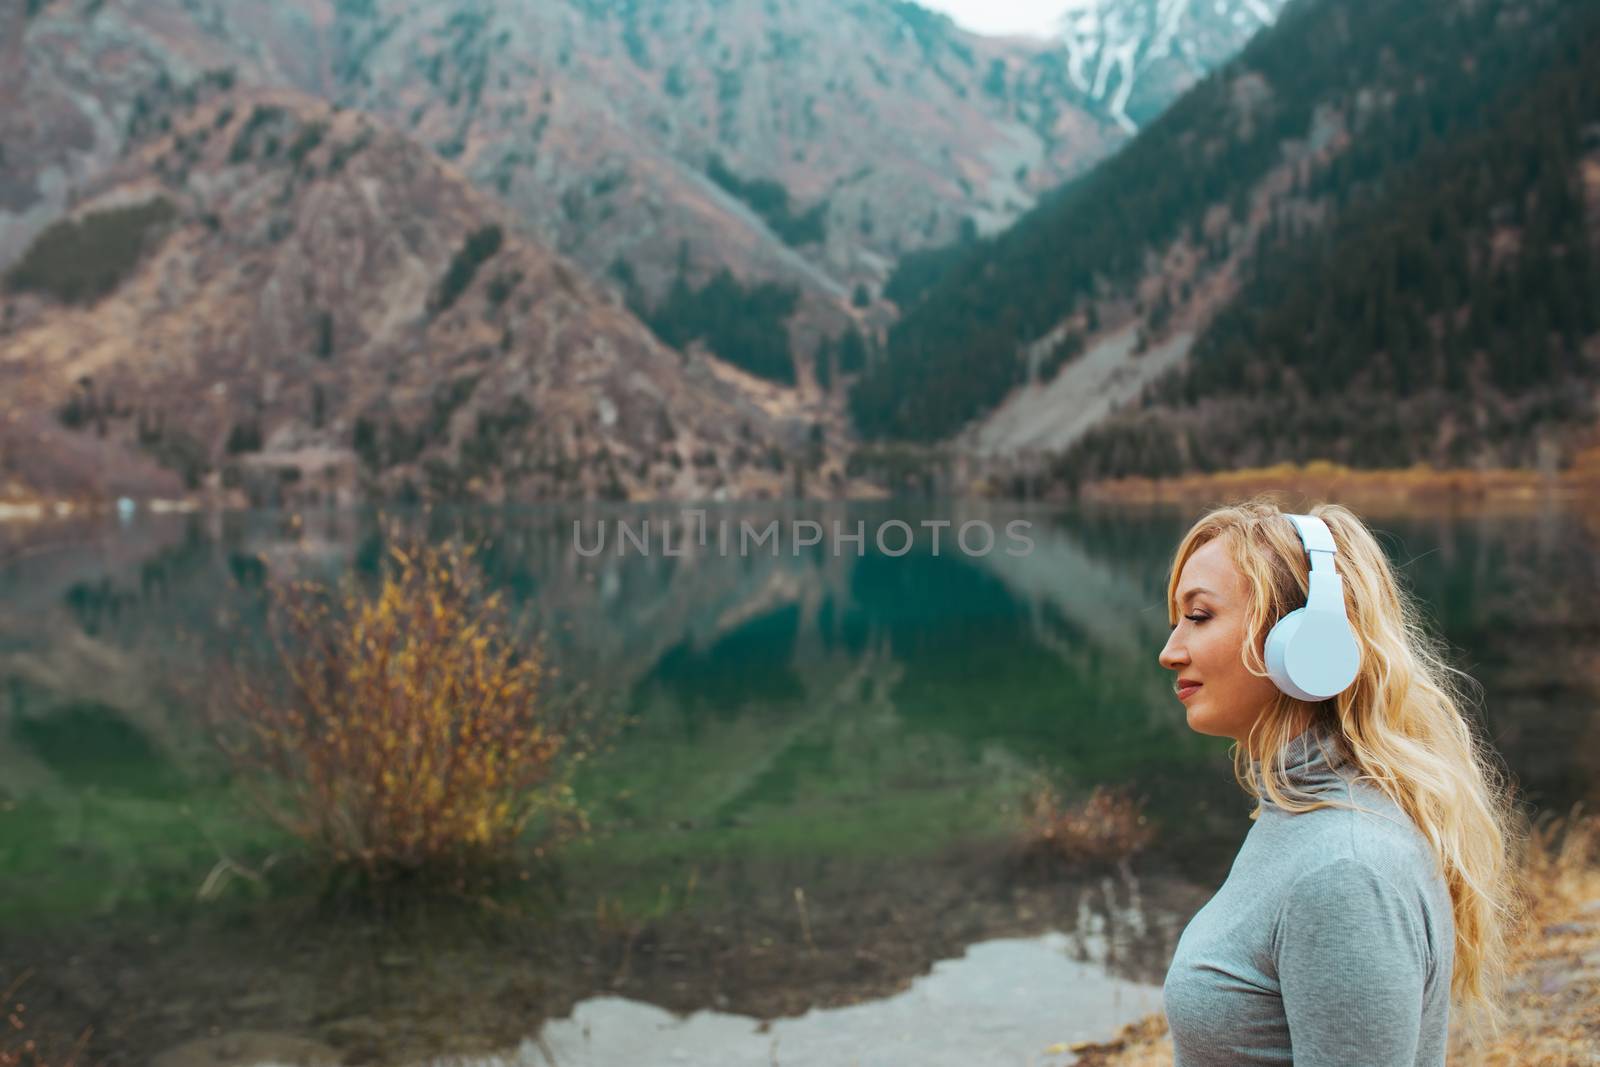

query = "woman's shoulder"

[{"left": 1268, "top": 779, "right": 1450, "bottom": 905}]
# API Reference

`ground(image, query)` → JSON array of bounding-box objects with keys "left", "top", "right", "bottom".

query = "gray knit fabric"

[{"left": 1163, "top": 727, "right": 1454, "bottom": 1066}]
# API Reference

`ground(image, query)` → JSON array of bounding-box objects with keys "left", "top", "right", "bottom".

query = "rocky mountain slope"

[
  {"left": 2, "top": 0, "right": 1126, "bottom": 384},
  {"left": 0, "top": 85, "right": 841, "bottom": 505},
  {"left": 324, "top": 0, "right": 1122, "bottom": 291}
]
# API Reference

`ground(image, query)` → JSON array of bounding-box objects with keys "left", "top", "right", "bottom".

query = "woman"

[{"left": 1157, "top": 498, "right": 1514, "bottom": 1065}]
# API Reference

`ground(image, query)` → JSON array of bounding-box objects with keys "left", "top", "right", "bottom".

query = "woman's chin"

[{"left": 1184, "top": 701, "right": 1230, "bottom": 738}]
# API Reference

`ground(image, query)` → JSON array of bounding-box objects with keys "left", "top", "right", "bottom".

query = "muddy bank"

[{"left": 3, "top": 841, "right": 1212, "bottom": 1067}]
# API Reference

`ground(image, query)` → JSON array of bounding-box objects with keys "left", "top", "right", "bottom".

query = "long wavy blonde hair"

[{"left": 1166, "top": 496, "right": 1516, "bottom": 1012}]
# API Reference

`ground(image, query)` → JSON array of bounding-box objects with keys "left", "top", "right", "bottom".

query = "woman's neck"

[{"left": 1240, "top": 704, "right": 1316, "bottom": 760}]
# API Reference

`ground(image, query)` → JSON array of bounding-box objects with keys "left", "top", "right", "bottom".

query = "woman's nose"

[{"left": 1159, "top": 628, "right": 1187, "bottom": 671}]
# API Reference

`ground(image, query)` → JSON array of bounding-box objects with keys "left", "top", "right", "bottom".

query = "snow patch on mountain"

[{"left": 1051, "top": 0, "right": 1290, "bottom": 131}]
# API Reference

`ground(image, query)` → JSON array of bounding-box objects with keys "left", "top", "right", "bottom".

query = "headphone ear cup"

[
  {"left": 1269, "top": 610, "right": 1361, "bottom": 701},
  {"left": 1264, "top": 608, "right": 1305, "bottom": 696}
]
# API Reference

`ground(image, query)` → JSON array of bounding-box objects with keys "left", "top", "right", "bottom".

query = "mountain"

[
  {"left": 0, "top": 0, "right": 281, "bottom": 267},
  {"left": 2, "top": 0, "right": 1295, "bottom": 401},
  {"left": 854, "top": 0, "right": 1600, "bottom": 481},
  {"left": 1, "top": 0, "right": 1126, "bottom": 388},
  {"left": 1056, "top": 0, "right": 1291, "bottom": 131},
  {"left": 1053, "top": 0, "right": 1600, "bottom": 486},
  {"left": 0, "top": 0, "right": 1313, "bottom": 506},
  {"left": 0, "top": 84, "right": 841, "bottom": 506},
  {"left": 325, "top": 1, "right": 1119, "bottom": 291}
]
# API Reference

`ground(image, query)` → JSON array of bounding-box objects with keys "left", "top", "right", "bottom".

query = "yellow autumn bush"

[{"left": 210, "top": 536, "right": 590, "bottom": 891}]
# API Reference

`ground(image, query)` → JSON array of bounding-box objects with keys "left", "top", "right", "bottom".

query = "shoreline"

[
  {"left": 6, "top": 457, "right": 1600, "bottom": 523},
  {"left": 1076, "top": 452, "right": 1600, "bottom": 513}
]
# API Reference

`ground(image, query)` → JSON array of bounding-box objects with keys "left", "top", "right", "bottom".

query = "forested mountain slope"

[
  {"left": 1054, "top": 1, "right": 1600, "bottom": 481},
  {"left": 854, "top": 0, "right": 1600, "bottom": 480}
]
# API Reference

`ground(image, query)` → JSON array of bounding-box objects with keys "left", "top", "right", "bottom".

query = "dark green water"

[{"left": 0, "top": 501, "right": 1595, "bottom": 1060}]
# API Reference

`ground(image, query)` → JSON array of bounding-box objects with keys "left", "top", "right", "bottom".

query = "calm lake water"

[{"left": 1, "top": 501, "right": 1596, "bottom": 1065}]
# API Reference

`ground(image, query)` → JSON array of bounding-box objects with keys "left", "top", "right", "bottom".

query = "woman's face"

[{"left": 1158, "top": 538, "right": 1281, "bottom": 742}]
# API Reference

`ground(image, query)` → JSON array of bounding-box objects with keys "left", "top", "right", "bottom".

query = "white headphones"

[{"left": 1263, "top": 513, "right": 1362, "bottom": 701}]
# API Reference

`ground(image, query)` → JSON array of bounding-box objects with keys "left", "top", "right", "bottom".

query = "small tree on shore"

[{"left": 209, "top": 536, "right": 591, "bottom": 898}]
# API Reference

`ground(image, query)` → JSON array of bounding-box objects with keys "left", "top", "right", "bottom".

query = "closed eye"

[{"left": 1184, "top": 613, "right": 1209, "bottom": 624}]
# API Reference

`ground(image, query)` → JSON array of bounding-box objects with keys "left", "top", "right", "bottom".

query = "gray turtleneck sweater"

[{"left": 1162, "top": 728, "right": 1454, "bottom": 1065}]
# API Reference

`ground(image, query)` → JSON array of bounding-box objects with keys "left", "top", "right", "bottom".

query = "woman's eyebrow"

[{"left": 1179, "top": 587, "right": 1216, "bottom": 604}]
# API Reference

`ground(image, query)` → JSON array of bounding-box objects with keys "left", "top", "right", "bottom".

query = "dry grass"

[
  {"left": 1021, "top": 783, "right": 1155, "bottom": 866},
  {"left": 1459, "top": 810, "right": 1600, "bottom": 1066},
  {"left": 1066, "top": 810, "right": 1600, "bottom": 1066},
  {"left": 1081, "top": 445, "right": 1600, "bottom": 513},
  {"left": 1066, "top": 1014, "right": 1171, "bottom": 1067},
  {"left": 0, "top": 972, "right": 90, "bottom": 1067},
  {"left": 206, "top": 536, "right": 595, "bottom": 896}
]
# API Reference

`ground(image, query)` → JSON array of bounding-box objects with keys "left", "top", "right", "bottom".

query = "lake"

[{"left": 1, "top": 500, "right": 1595, "bottom": 1065}]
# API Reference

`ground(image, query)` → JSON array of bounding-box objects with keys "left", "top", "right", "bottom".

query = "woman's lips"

[{"left": 1177, "top": 682, "right": 1203, "bottom": 702}]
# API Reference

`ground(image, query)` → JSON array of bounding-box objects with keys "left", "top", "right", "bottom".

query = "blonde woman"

[{"left": 1158, "top": 498, "right": 1514, "bottom": 1065}]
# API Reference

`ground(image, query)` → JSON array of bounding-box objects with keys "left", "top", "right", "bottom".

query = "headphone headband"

[
  {"left": 1285, "top": 513, "right": 1338, "bottom": 555},
  {"left": 1285, "top": 513, "right": 1344, "bottom": 614},
  {"left": 1263, "top": 511, "right": 1361, "bottom": 700}
]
